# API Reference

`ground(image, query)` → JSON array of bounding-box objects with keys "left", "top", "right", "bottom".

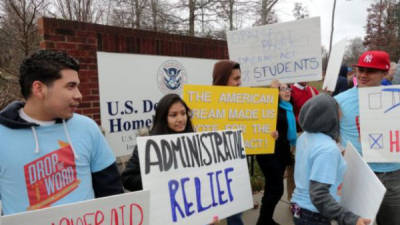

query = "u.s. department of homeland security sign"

[
  {"left": 97, "top": 52, "right": 216, "bottom": 157},
  {"left": 157, "top": 60, "right": 188, "bottom": 94}
]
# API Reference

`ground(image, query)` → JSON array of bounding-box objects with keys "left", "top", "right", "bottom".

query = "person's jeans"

[
  {"left": 375, "top": 169, "right": 400, "bottom": 225},
  {"left": 292, "top": 206, "right": 330, "bottom": 225},
  {"left": 226, "top": 213, "right": 243, "bottom": 225}
]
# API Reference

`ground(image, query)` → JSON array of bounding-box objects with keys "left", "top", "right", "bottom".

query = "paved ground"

[{"left": 220, "top": 179, "right": 294, "bottom": 225}]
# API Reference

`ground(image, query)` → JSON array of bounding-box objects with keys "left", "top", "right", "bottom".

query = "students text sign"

[
  {"left": 183, "top": 84, "right": 278, "bottom": 155},
  {"left": 137, "top": 130, "right": 253, "bottom": 225},
  {"left": 359, "top": 85, "right": 400, "bottom": 162},
  {"left": 227, "top": 17, "right": 322, "bottom": 86},
  {"left": 2, "top": 191, "right": 150, "bottom": 225}
]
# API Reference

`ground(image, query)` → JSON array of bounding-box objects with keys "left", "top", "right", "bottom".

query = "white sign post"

[
  {"left": 322, "top": 39, "right": 347, "bottom": 92},
  {"left": 359, "top": 85, "right": 400, "bottom": 162},
  {"left": 340, "top": 142, "right": 386, "bottom": 222},
  {"left": 137, "top": 130, "right": 253, "bottom": 225},
  {"left": 97, "top": 52, "right": 217, "bottom": 157},
  {"left": 227, "top": 17, "right": 322, "bottom": 86},
  {"left": 2, "top": 191, "right": 150, "bottom": 225}
]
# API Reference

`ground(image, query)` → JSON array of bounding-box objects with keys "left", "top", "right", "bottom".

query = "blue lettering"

[
  {"left": 207, "top": 172, "right": 218, "bottom": 207},
  {"left": 109, "top": 118, "right": 121, "bottom": 133},
  {"left": 216, "top": 170, "right": 227, "bottom": 205},
  {"left": 107, "top": 101, "right": 119, "bottom": 116},
  {"left": 168, "top": 179, "right": 185, "bottom": 222},
  {"left": 181, "top": 177, "right": 195, "bottom": 217},
  {"left": 225, "top": 167, "right": 234, "bottom": 201},
  {"left": 195, "top": 177, "right": 211, "bottom": 213}
]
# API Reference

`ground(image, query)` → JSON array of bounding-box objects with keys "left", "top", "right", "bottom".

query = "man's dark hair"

[{"left": 19, "top": 50, "right": 80, "bottom": 99}]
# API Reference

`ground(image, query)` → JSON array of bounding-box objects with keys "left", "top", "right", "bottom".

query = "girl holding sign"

[
  {"left": 121, "top": 94, "right": 220, "bottom": 225},
  {"left": 290, "top": 94, "right": 370, "bottom": 225},
  {"left": 122, "top": 93, "right": 194, "bottom": 191},
  {"left": 255, "top": 81, "right": 297, "bottom": 225}
]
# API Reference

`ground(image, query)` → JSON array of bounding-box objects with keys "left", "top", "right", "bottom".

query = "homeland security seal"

[{"left": 157, "top": 60, "right": 188, "bottom": 94}]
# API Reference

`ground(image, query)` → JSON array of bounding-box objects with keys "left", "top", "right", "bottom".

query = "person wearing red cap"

[{"left": 335, "top": 50, "right": 400, "bottom": 225}]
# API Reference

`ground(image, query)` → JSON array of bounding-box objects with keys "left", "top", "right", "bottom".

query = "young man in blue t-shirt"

[
  {"left": 335, "top": 50, "right": 400, "bottom": 225},
  {"left": 0, "top": 50, "right": 123, "bottom": 215}
]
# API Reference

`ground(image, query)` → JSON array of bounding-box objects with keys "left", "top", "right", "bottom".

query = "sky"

[{"left": 274, "top": 0, "right": 372, "bottom": 49}]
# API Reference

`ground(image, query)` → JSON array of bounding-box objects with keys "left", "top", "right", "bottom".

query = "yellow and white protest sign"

[{"left": 183, "top": 84, "right": 278, "bottom": 155}]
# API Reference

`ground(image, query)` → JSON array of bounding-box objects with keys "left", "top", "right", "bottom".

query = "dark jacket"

[
  {"left": 257, "top": 106, "right": 292, "bottom": 166},
  {"left": 333, "top": 66, "right": 349, "bottom": 96},
  {"left": 121, "top": 146, "right": 142, "bottom": 191},
  {"left": 0, "top": 101, "right": 124, "bottom": 198}
]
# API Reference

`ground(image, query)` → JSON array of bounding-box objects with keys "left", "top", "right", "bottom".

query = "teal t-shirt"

[
  {"left": 335, "top": 87, "right": 400, "bottom": 172},
  {"left": 0, "top": 114, "right": 116, "bottom": 215},
  {"left": 291, "top": 132, "right": 346, "bottom": 213}
]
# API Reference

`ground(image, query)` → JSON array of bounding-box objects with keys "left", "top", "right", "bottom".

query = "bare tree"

[
  {"left": 111, "top": 0, "right": 147, "bottom": 28},
  {"left": 292, "top": 2, "right": 309, "bottom": 20},
  {"left": 343, "top": 37, "right": 366, "bottom": 65},
  {"left": 53, "top": 0, "right": 106, "bottom": 23},
  {"left": 0, "top": 0, "right": 48, "bottom": 73},
  {"left": 258, "top": 0, "right": 278, "bottom": 25}
]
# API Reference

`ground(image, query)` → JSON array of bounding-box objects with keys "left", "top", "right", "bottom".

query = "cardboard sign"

[
  {"left": 2, "top": 191, "right": 150, "bottom": 225},
  {"left": 97, "top": 52, "right": 217, "bottom": 157},
  {"left": 322, "top": 39, "right": 347, "bottom": 92},
  {"left": 183, "top": 84, "right": 278, "bottom": 154},
  {"left": 137, "top": 130, "right": 253, "bottom": 225},
  {"left": 227, "top": 17, "right": 322, "bottom": 86},
  {"left": 340, "top": 142, "right": 386, "bottom": 222},
  {"left": 359, "top": 85, "right": 400, "bottom": 162}
]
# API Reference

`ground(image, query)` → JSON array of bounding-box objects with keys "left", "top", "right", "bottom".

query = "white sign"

[
  {"left": 359, "top": 85, "right": 400, "bottom": 162},
  {"left": 97, "top": 52, "right": 217, "bottom": 157},
  {"left": 322, "top": 39, "right": 347, "bottom": 92},
  {"left": 137, "top": 130, "right": 253, "bottom": 225},
  {"left": 340, "top": 142, "right": 386, "bottom": 222},
  {"left": 2, "top": 191, "right": 150, "bottom": 225},
  {"left": 227, "top": 17, "right": 322, "bottom": 86}
]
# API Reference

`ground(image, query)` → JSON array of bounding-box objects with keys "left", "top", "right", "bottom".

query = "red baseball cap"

[{"left": 354, "top": 50, "right": 390, "bottom": 71}]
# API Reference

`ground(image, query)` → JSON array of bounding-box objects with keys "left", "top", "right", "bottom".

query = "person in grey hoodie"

[{"left": 290, "top": 94, "right": 370, "bottom": 225}]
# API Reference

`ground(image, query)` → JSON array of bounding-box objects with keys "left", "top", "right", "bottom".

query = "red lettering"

[
  {"left": 95, "top": 210, "right": 105, "bottom": 225},
  {"left": 59, "top": 217, "right": 70, "bottom": 225},
  {"left": 129, "top": 203, "right": 144, "bottom": 225},
  {"left": 110, "top": 208, "right": 119, "bottom": 225},
  {"left": 119, "top": 205, "right": 126, "bottom": 225},
  {"left": 76, "top": 217, "right": 85, "bottom": 225},
  {"left": 390, "top": 130, "right": 400, "bottom": 152},
  {"left": 83, "top": 212, "right": 95, "bottom": 225}
]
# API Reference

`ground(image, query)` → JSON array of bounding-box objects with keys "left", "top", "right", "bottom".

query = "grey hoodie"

[
  {"left": 299, "top": 94, "right": 340, "bottom": 141},
  {"left": 297, "top": 94, "right": 359, "bottom": 225}
]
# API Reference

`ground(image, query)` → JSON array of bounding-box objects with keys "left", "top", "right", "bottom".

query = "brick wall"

[{"left": 37, "top": 17, "right": 228, "bottom": 125}]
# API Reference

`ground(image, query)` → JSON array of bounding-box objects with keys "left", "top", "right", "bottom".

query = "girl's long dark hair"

[{"left": 149, "top": 93, "right": 194, "bottom": 135}]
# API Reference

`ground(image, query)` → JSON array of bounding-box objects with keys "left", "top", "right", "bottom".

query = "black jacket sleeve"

[
  {"left": 121, "top": 146, "right": 143, "bottom": 191},
  {"left": 309, "top": 180, "right": 359, "bottom": 225},
  {"left": 92, "top": 162, "right": 124, "bottom": 197}
]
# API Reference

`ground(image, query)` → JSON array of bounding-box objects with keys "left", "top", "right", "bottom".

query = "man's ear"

[{"left": 31, "top": 81, "right": 47, "bottom": 99}]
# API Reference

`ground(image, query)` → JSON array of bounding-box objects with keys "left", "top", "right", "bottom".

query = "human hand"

[
  {"left": 209, "top": 216, "right": 219, "bottom": 225},
  {"left": 356, "top": 218, "right": 371, "bottom": 225},
  {"left": 270, "top": 79, "right": 280, "bottom": 88},
  {"left": 271, "top": 131, "right": 279, "bottom": 140}
]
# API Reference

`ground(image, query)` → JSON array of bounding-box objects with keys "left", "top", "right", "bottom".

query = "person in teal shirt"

[{"left": 335, "top": 50, "right": 400, "bottom": 225}]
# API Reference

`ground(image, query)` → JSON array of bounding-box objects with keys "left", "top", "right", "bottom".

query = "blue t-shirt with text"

[{"left": 0, "top": 114, "right": 116, "bottom": 215}]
